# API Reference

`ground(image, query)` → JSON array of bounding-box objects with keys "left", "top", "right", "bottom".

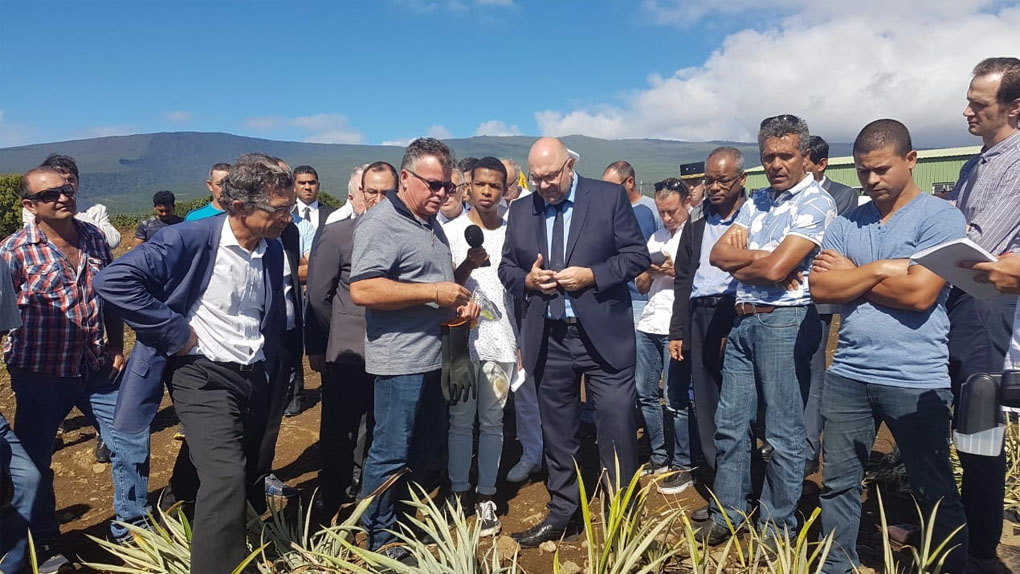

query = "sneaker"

[
  {"left": 378, "top": 544, "right": 417, "bottom": 566},
  {"left": 35, "top": 543, "right": 72, "bottom": 574},
  {"left": 172, "top": 424, "right": 185, "bottom": 440},
  {"left": 694, "top": 520, "right": 732, "bottom": 546},
  {"left": 94, "top": 438, "right": 111, "bottom": 463},
  {"left": 264, "top": 473, "right": 299, "bottom": 497},
  {"left": 657, "top": 468, "right": 694, "bottom": 495},
  {"left": 641, "top": 464, "right": 669, "bottom": 477},
  {"left": 505, "top": 459, "right": 539, "bottom": 483},
  {"left": 475, "top": 499, "right": 501, "bottom": 537}
]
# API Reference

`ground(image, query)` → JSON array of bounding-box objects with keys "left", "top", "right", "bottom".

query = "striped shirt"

[
  {"left": 1, "top": 220, "right": 113, "bottom": 377},
  {"left": 952, "top": 129, "right": 1020, "bottom": 254}
]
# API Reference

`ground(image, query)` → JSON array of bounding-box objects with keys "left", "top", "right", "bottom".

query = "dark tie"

[
  {"left": 303, "top": 206, "right": 311, "bottom": 222},
  {"left": 549, "top": 201, "right": 566, "bottom": 320}
]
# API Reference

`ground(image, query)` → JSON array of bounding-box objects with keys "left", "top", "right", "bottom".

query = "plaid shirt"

[{"left": 1, "top": 220, "right": 113, "bottom": 377}]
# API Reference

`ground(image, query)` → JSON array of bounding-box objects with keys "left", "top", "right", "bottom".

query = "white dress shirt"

[
  {"left": 295, "top": 199, "right": 321, "bottom": 229},
  {"left": 187, "top": 221, "right": 267, "bottom": 365},
  {"left": 323, "top": 202, "right": 354, "bottom": 225}
]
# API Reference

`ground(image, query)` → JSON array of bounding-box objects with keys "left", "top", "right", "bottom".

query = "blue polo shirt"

[
  {"left": 184, "top": 202, "right": 225, "bottom": 221},
  {"left": 823, "top": 193, "right": 966, "bottom": 388}
]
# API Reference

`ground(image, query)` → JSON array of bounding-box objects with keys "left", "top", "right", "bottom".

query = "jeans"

[
  {"left": 711, "top": 306, "right": 818, "bottom": 532},
  {"left": 1, "top": 411, "right": 42, "bottom": 574},
  {"left": 512, "top": 374, "right": 543, "bottom": 468},
  {"left": 360, "top": 370, "right": 447, "bottom": 549},
  {"left": 449, "top": 361, "right": 512, "bottom": 496},
  {"left": 819, "top": 372, "right": 967, "bottom": 574},
  {"left": 7, "top": 365, "right": 150, "bottom": 547},
  {"left": 635, "top": 330, "right": 697, "bottom": 469},
  {"left": 805, "top": 311, "right": 833, "bottom": 468}
]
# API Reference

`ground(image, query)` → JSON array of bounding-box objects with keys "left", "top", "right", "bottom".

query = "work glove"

[{"left": 441, "top": 319, "right": 476, "bottom": 403}]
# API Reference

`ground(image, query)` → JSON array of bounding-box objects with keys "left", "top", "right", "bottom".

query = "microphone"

[{"left": 465, "top": 225, "right": 490, "bottom": 266}]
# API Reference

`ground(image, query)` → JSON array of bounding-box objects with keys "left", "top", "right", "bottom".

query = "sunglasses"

[
  {"left": 760, "top": 114, "right": 802, "bottom": 128},
  {"left": 654, "top": 179, "right": 687, "bottom": 192},
  {"left": 406, "top": 169, "right": 454, "bottom": 194},
  {"left": 28, "top": 184, "right": 76, "bottom": 203}
]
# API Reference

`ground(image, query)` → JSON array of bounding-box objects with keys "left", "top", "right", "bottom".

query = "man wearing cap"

[{"left": 680, "top": 162, "right": 707, "bottom": 220}]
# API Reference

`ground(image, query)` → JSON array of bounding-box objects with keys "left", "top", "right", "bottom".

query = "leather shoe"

[
  {"left": 694, "top": 519, "right": 732, "bottom": 546},
  {"left": 506, "top": 460, "right": 539, "bottom": 483},
  {"left": 511, "top": 520, "right": 582, "bottom": 549}
]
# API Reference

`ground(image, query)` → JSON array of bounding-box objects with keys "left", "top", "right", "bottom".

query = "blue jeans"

[
  {"left": 820, "top": 372, "right": 967, "bottom": 574},
  {"left": 635, "top": 330, "right": 697, "bottom": 469},
  {"left": 1, "top": 411, "right": 43, "bottom": 574},
  {"left": 449, "top": 361, "right": 512, "bottom": 496},
  {"left": 360, "top": 370, "right": 447, "bottom": 550},
  {"left": 7, "top": 365, "right": 151, "bottom": 548},
  {"left": 712, "top": 306, "right": 818, "bottom": 533}
]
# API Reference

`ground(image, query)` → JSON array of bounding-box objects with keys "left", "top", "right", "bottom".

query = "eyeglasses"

[
  {"left": 406, "top": 169, "right": 454, "bottom": 194},
  {"left": 701, "top": 174, "right": 743, "bottom": 188},
  {"left": 362, "top": 188, "right": 393, "bottom": 200},
  {"left": 528, "top": 158, "right": 570, "bottom": 187},
  {"left": 255, "top": 201, "right": 297, "bottom": 218},
  {"left": 654, "top": 179, "right": 687, "bottom": 193},
  {"left": 760, "top": 114, "right": 802, "bottom": 128},
  {"left": 28, "top": 184, "right": 76, "bottom": 203}
]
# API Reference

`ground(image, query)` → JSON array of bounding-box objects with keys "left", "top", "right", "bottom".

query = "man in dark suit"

[
  {"left": 95, "top": 154, "right": 292, "bottom": 574},
  {"left": 499, "top": 137, "right": 650, "bottom": 547},
  {"left": 305, "top": 161, "right": 396, "bottom": 516},
  {"left": 293, "top": 164, "right": 336, "bottom": 251},
  {"left": 803, "top": 135, "right": 859, "bottom": 475}
]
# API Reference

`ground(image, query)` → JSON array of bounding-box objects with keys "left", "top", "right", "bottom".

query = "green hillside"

[{"left": 0, "top": 132, "right": 852, "bottom": 214}]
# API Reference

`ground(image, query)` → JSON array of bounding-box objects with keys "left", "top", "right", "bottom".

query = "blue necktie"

[{"left": 549, "top": 201, "right": 566, "bottom": 320}]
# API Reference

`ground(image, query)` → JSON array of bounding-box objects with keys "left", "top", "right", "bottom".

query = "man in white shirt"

[
  {"left": 438, "top": 168, "right": 469, "bottom": 225},
  {"left": 292, "top": 165, "right": 336, "bottom": 248},
  {"left": 322, "top": 164, "right": 367, "bottom": 226}
]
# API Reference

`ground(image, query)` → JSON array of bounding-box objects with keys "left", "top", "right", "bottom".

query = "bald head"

[
  {"left": 528, "top": 137, "right": 574, "bottom": 205},
  {"left": 529, "top": 137, "right": 569, "bottom": 168}
]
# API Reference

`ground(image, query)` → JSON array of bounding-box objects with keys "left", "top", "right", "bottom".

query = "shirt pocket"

[{"left": 24, "top": 262, "right": 66, "bottom": 296}]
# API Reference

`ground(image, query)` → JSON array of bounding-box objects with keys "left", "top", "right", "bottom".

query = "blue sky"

[{"left": 1, "top": 0, "right": 1018, "bottom": 147}]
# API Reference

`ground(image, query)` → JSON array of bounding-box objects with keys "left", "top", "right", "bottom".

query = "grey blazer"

[
  {"left": 304, "top": 218, "right": 366, "bottom": 365},
  {"left": 822, "top": 178, "right": 859, "bottom": 216}
]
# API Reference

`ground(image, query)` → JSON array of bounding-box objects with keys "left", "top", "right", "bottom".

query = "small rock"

[
  {"left": 539, "top": 540, "right": 557, "bottom": 553},
  {"left": 92, "top": 464, "right": 106, "bottom": 474},
  {"left": 495, "top": 536, "right": 519, "bottom": 561},
  {"left": 559, "top": 560, "right": 582, "bottom": 574}
]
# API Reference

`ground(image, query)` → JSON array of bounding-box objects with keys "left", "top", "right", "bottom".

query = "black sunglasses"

[
  {"left": 654, "top": 179, "right": 687, "bottom": 192},
  {"left": 28, "top": 184, "right": 76, "bottom": 203},
  {"left": 406, "top": 169, "right": 454, "bottom": 194},
  {"left": 760, "top": 114, "right": 802, "bottom": 128}
]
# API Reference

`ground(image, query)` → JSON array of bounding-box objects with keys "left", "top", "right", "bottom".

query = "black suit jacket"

[
  {"left": 304, "top": 218, "right": 365, "bottom": 365},
  {"left": 499, "top": 175, "right": 651, "bottom": 373},
  {"left": 311, "top": 204, "right": 336, "bottom": 250},
  {"left": 822, "top": 178, "right": 858, "bottom": 216},
  {"left": 280, "top": 223, "right": 304, "bottom": 347},
  {"left": 668, "top": 216, "right": 706, "bottom": 342}
]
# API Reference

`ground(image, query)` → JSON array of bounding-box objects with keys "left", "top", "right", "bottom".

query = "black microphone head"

[{"left": 465, "top": 224, "right": 484, "bottom": 248}]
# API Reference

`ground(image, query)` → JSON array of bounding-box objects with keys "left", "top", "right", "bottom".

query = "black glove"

[{"left": 441, "top": 320, "right": 476, "bottom": 403}]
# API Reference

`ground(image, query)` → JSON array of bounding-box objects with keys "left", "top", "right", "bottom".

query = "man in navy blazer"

[
  {"left": 499, "top": 138, "right": 650, "bottom": 547},
  {"left": 95, "top": 154, "right": 291, "bottom": 574}
]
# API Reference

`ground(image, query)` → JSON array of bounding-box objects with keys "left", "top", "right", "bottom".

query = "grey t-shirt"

[{"left": 350, "top": 193, "right": 456, "bottom": 376}]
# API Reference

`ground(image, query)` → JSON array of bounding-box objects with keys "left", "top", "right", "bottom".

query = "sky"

[{"left": 0, "top": 0, "right": 1018, "bottom": 149}]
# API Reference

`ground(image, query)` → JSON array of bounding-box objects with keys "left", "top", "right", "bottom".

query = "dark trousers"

[
  {"left": 688, "top": 296, "right": 736, "bottom": 470},
  {"left": 319, "top": 361, "right": 375, "bottom": 514},
  {"left": 947, "top": 288, "right": 1015, "bottom": 560},
  {"left": 166, "top": 357, "right": 272, "bottom": 574},
  {"left": 805, "top": 311, "right": 834, "bottom": 466},
  {"left": 534, "top": 320, "right": 638, "bottom": 526},
  {"left": 259, "top": 331, "right": 302, "bottom": 480}
]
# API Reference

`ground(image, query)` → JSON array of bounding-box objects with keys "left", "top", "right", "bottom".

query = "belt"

[
  {"left": 547, "top": 317, "right": 580, "bottom": 326},
  {"left": 734, "top": 302, "right": 776, "bottom": 316},
  {"left": 693, "top": 295, "right": 736, "bottom": 307},
  {"left": 209, "top": 360, "right": 260, "bottom": 373}
]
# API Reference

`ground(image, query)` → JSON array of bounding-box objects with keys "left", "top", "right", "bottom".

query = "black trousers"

[
  {"left": 688, "top": 297, "right": 737, "bottom": 470},
  {"left": 259, "top": 330, "right": 302, "bottom": 480},
  {"left": 534, "top": 320, "right": 638, "bottom": 526},
  {"left": 947, "top": 288, "right": 1015, "bottom": 560},
  {"left": 319, "top": 361, "right": 375, "bottom": 514},
  {"left": 166, "top": 357, "right": 271, "bottom": 574}
]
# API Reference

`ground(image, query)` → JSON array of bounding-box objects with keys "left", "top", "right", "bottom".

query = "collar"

[
  {"left": 386, "top": 190, "right": 436, "bottom": 228},
  {"left": 297, "top": 199, "right": 319, "bottom": 211},
  {"left": 21, "top": 218, "right": 93, "bottom": 247},
  {"left": 771, "top": 173, "right": 815, "bottom": 199},
  {"left": 544, "top": 171, "right": 578, "bottom": 210},
  {"left": 981, "top": 129, "right": 1020, "bottom": 160},
  {"left": 819, "top": 175, "right": 829, "bottom": 187},
  {"left": 220, "top": 217, "right": 266, "bottom": 257},
  {"left": 704, "top": 190, "right": 746, "bottom": 224}
]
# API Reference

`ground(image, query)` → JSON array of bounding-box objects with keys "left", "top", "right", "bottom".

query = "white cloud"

[
  {"left": 538, "top": 1, "right": 1020, "bottom": 146},
  {"left": 381, "top": 138, "right": 414, "bottom": 147},
  {"left": 290, "top": 113, "right": 364, "bottom": 144},
  {"left": 474, "top": 120, "right": 522, "bottom": 136},
  {"left": 243, "top": 116, "right": 281, "bottom": 130},
  {"left": 162, "top": 110, "right": 192, "bottom": 124},
  {"left": 427, "top": 125, "right": 454, "bottom": 139},
  {"left": 73, "top": 125, "right": 139, "bottom": 139}
]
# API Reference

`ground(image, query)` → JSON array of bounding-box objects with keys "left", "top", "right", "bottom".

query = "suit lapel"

[
  {"left": 261, "top": 243, "right": 277, "bottom": 331},
  {"left": 531, "top": 193, "right": 549, "bottom": 263},
  {"left": 565, "top": 177, "right": 590, "bottom": 264}
]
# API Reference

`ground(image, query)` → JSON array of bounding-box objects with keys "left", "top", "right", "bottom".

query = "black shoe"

[
  {"left": 804, "top": 458, "right": 819, "bottom": 478},
  {"left": 511, "top": 520, "right": 582, "bottom": 549},
  {"left": 694, "top": 519, "right": 732, "bottom": 546},
  {"left": 656, "top": 468, "right": 694, "bottom": 495},
  {"left": 690, "top": 505, "right": 710, "bottom": 523},
  {"left": 377, "top": 544, "right": 417, "bottom": 567},
  {"left": 758, "top": 443, "right": 774, "bottom": 464},
  {"left": 94, "top": 438, "right": 111, "bottom": 463}
]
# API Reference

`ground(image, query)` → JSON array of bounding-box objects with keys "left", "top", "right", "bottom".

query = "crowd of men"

[{"left": 1, "top": 56, "right": 1019, "bottom": 574}]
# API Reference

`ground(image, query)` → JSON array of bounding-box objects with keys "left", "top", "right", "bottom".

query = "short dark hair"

[
  {"left": 362, "top": 161, "right": 398, "bottom": 189},
  {"left": 603, "top": 160, "right": 635, "bottom": 182},
  {"left": 471, "top": 156, "right": 508, "bottom": 187},
  {"left": 458, "top": 157, "right": 479, "bottom": 174},
  {"left": 853, "top": 119, "right": 913, "bottom": 157},
  {"left": 294, "top": 165, "right": 318, "bottom": 179},
  {"left": 40, "top": 154, "right": 79, "bottom": 178},
  {"left": 19, "top": 166, "right": 63, "bottom": 199},
  {"left": 220, "top": 154, "right": 295, "bottom": 214},
  {"left": 758, "top": 114, "right": 810, "bottom": 153},
  {"left": 807, "top": 136, "right": 830, "bottom": 164},
  {"left": 209, "top": 163, "right": 231, "bottom": 178},
  {"left": 401, "top": 138, "right": 456, "bottom": 173},
  {"left": 153, "top": 190, "right": 176, "bottom": 207},
  {"left": 973, "top": 57, "right": 1020, "bottom": 104}
]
